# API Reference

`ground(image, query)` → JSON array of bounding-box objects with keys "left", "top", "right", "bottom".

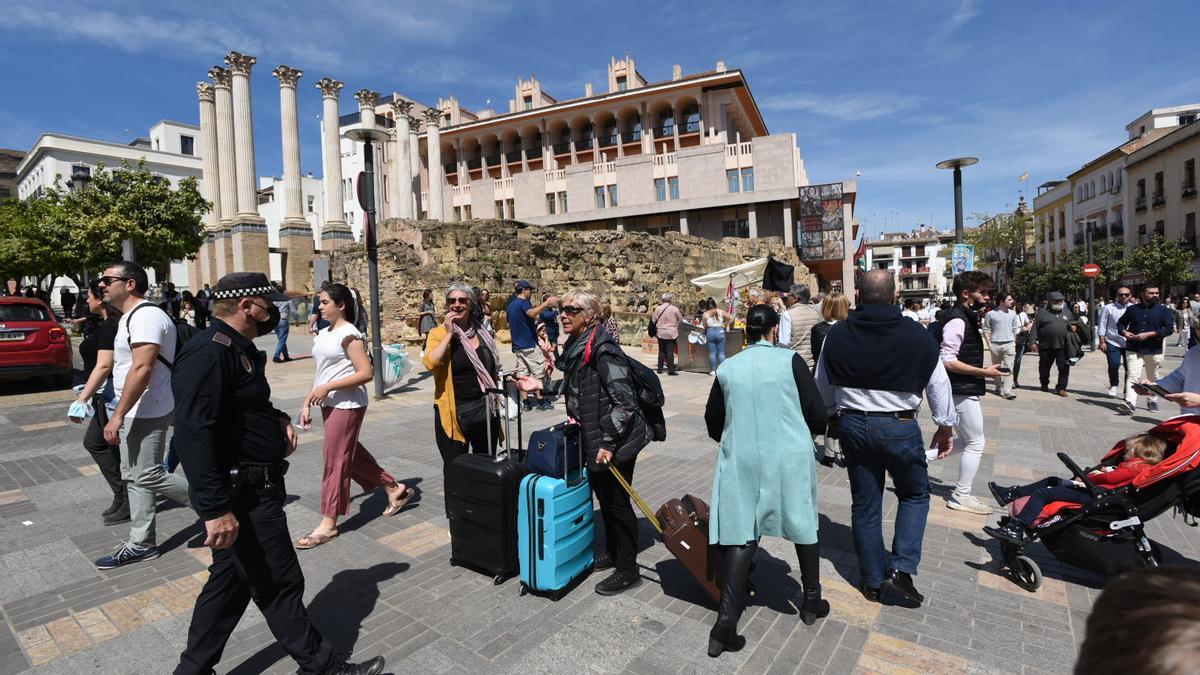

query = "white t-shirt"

[
  {"left": 312, "top": 322, "right": 368, "bottom": 409},
  {"left": 113, "top": 300, "right": 177, "bottom": 419},
  {"left": 902, "top": 309, "right": 921, "bottom": 322}
]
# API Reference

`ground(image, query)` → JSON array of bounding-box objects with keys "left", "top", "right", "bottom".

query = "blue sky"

[{"left": 2, "top": 0, "right": 1197, "bottom": 240}]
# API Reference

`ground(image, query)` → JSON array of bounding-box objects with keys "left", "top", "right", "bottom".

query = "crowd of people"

[{"left": 51, "top": 259, "right": 1200, "bottom": 670}]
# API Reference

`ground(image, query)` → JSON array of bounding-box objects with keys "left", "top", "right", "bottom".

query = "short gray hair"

[
  {"left": 660, "top": 292, "right": 674, "bottom": 303},
  {"left": 789, "top": 283, "right": 811, "bottom": 304},
  {"left": 445, "top": 282, "right": 480, "bottom": 323},
  {"left": 561, "top": 288, "right": 601, "bottom": 323}
]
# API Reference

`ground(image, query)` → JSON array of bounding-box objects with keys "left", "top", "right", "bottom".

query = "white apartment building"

[
  {"left": 336, "top": 57, "right": 859, "bottom": 294},
  {"left": 1125, "top": 120, "right": 1200, "bottom": 293},
  {"left": 863, "top": 227, "right": 956, "bottom": 304}
]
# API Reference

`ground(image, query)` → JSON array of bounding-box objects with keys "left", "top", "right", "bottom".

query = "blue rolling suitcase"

[{"left": 517, "top": 428, "right": 594, "bottom": 600}]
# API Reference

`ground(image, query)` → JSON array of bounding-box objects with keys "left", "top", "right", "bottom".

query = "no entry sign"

[{"left": 1082, "top": 263, "right": 1101, "bottom": 278}]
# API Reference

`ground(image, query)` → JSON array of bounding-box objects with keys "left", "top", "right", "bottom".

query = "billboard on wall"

[{"left": 798, "top": 183, "right": 845, "bottom": 261}]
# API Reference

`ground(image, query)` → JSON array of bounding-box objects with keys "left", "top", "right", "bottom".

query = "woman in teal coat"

[{"left": 702, "top": 304, "right": 830, "bottom": 657}]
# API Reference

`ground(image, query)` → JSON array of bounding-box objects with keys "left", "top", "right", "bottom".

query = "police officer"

[{"left": 172, "top": 272, "right": 384, "bottom": 675}]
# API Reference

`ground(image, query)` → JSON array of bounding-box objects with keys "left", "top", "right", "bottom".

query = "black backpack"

[
  {"left": 124, "top": 303, "right": 200, "bottom": 370},
  {"left": 584, "top": 326, "right": 667, "bottom": 442}
]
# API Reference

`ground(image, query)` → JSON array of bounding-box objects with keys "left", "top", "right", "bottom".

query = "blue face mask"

[{"left": 68, "top": 400, "right": 93, "bottom": 421}]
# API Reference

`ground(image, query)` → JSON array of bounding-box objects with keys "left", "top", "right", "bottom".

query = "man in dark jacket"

[
  {"left": 1030, "top": 291, "right": 1079, "bottom": 396},
  {"left": 1118, "top": 284, "right": 1175, "bottom": 413}
]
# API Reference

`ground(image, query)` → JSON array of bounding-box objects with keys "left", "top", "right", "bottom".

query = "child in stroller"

[{"left": 984, "top": 431, "right": 1167, "bottom": 545}]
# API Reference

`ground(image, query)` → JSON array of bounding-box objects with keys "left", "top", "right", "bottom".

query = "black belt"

[
  {"left": 230, "top": 461, "right": 289, "bottom": 491},
  {"left": 840, "top": 409, "right": 918, "bottom": 420}
]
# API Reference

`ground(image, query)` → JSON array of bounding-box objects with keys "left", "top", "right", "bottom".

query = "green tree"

[
  {"left": 1010, "top": 260, "right": 1054, "bottom": 302},
  {"left": 62, "top": 160, "right": 208, "bottom": 272},
  {"left": 0, "top": 195, "right": 76, "bottom": 286},
  {"left": 1130, "top": 234, "right": 1194, "bottom": 291},
  {"left": 965, "top": 210, "right": 1034, "bottom": 291},
  {"left": 1090, "top": 239, "right": 1133, "bottom": 291}
]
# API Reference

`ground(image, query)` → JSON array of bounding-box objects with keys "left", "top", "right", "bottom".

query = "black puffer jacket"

[{"left": 556, "top": 325, "right": 649, "bottom": 469}]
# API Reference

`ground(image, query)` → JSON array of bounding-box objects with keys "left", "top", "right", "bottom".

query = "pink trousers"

[{"left": 320, "top": 406, "right": 395, "bottom": 517}]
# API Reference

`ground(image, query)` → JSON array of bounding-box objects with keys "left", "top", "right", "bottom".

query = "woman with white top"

[
  {"left": 296, "top": 283, "right": 412, "bottom": 549},
  {"left": 704, "top": 299, "right": 733, "bottom": 375}
]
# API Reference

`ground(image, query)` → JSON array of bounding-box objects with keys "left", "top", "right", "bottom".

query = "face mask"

[
  {"left": 256, "top": 303, "right": 281, "bottom": 337},
  {"left": 1050, "top": 303, "right": 1064, "bottom": 312}
]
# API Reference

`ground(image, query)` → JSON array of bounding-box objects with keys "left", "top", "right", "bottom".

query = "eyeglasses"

[
  {"left": 561, "top": 305, "right": 584, "bottom": 315},
  {"left": 97, "top": 276, "right": 131, "bottom": 285},
  {"left": 1118, "top": 292, "right": 1131, "bottom": 296},
  {"left": 447, "top": 297, "right": 470, "bottom": 306}
]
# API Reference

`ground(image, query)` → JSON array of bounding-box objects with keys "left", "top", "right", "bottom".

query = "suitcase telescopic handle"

[{"left": 604, "top": 461, "right": 662, "bottom": 534}]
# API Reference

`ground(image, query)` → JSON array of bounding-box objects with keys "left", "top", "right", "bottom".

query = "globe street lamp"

[
  {"left": 344, "top": 122, "right": 390, "bottom": 400},
  {"left": 936, "top": 157, "right": 978, "bottom": 244}
]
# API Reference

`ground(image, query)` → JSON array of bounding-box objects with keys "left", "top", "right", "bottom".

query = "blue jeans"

[
  {"left": 1103, "top": 343, "right": 1125, "bottom": 388},
  {"left": 706, "top": 327, "right": 726, "bottom": 372},
  {"left": 839, "top": 414, "right": 930, "bottom": 589},
  {"left": 1012, "top": 477, "right": 1093, "bottom": 527},
  {"left": 273, "top": 320, "right": 290, "bottom": 361}
]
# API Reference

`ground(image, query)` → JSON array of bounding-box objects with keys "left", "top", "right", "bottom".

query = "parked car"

[{"left": 0, "top": 297, "right": 72, "bottom": 387}]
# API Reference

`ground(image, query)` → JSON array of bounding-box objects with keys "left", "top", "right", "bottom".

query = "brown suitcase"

[{"left": 606, "top": 464, "right": 753, "bottom": 603}]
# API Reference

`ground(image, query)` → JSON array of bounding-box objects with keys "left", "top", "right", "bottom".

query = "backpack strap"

[{"left": 125, "top": 303, "right": 175, "bottom": 370}]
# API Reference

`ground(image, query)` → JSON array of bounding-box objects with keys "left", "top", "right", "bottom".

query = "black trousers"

[
  {"left": 176, "top": 479, "right": 333, "bottom": 675},
  {"left": 433, "top": 404, "right": 499, "bottom": 466},
  {"left": 84, "top": 397, "right": 124, "bottom": 498},
  {"left": 656, "top": 338, "right": 677, "bottom": 374},
  {"left": 1038, "top": 348, "right": 1070, "bottom": 391},
  {"left": 590, "top": 457, "right": 639, "bottom": 575}
]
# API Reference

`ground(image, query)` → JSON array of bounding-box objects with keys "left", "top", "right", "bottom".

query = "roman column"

[
  {"left": 273, "top": 65, "right": 314, "bottom": 292},
  {"left": 316, "top": 77, "right": 353, "bottom": 249},
  {"left": 355, "top": 89, "right": 381, "bottom": 239},
  {"left": 424, "top": 109, "right": 445, "bottom": 221},
  {"left": 224, "top": 51, "right": 268, "bottom": 275},
  {"left": 196, "top": 82, "right": 221, "bottom": 285},
  {"left": 208, "top": 66, "right": 236, "bottom": 277},
  {"left": 408, "top": 115, "right": 422, "bottom": 217},
  {"left": 390, "top": 99, "right": 413, "bottom": 219}
]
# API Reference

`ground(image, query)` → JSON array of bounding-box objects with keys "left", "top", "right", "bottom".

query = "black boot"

[
  {"left": 988, "top": 482, "right": 1018, "bottom": 507},
  {"left": 323, "top": 656, "right": 385, "bottom": 675},
  {"left": 708, "top": 543, "right": 757, "bottom": 657},
  {"left": 800, "top": 585, "right": 830, "bottom": 626},
  {"left": 983, "top": 522, "right": 1030, "bottom": 546},
  {"left": 102, "top": 492, "right": 125, "bottom": 517}
]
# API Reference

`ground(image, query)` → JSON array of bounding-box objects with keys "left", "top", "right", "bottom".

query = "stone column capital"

[
  {"left": 208, "top": 66, "right": 232, "bottom": 88},
  {"left": 271, "top": 65, "right": 303, "bottom": 87},
  {"left": 387, "top": 128, "right": 399, "bottom": 141},
  {"left": 408, "top": 116, "right": 422, "bottom": 132},
  {"left": 354, "top": 89, "right": 380, "bottom": 110},
  {"left": 423, "top": 109, "right": 443, "bottom": 127},
  {"left": 224, "top": 51, "right": 257, "bottom": 75},
  {"left": 197, "top": 82, "right": 215, "bottom": 102},
  {"left": 315, "top": 77, "right": 344, "bottom": 99},
  {"left": 391, "top": 99, "right": 414, "bottom": 117}
]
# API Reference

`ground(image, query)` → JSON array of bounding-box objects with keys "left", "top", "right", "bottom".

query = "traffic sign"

[{"left": 1082, "top": 263, "right": 1101, "bottom": 278}]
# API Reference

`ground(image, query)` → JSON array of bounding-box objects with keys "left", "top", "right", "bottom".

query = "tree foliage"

[
  {"left": 1130, "top": 234, "right": 1194, "bottom": 290},
  {"left": 1010, "top": 260, "right": 1053, "bottom": 302},
  {"left": 0, "top": 160, "right": 208, "bottom": 287},
  {"left": 965, "top": 210, "right": 1034, "bottom": 292}
]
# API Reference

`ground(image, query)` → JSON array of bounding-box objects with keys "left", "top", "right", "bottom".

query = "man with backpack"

[{"left": 96, "top": 260, "right": 190, "bottom": 570}]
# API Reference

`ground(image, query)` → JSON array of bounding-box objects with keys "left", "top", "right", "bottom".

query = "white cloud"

[
  {"left": 940, "top": 0, "right": 981, "bottom": 38},
  {"left": 761, "top": 92, "right": 926, "bottom": 121}
]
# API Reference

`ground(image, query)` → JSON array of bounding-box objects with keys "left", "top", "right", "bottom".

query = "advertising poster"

[
  {"left": 952, "top": 244, "right": 975, "bottom": 274},
  {"left": 797, "top": 183, "right": 846, "bottom": 261}
]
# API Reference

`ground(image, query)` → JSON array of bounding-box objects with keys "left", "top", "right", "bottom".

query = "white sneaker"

[
  {"left": 1148, "top": 400, "right": 1159, "bottom": 413},
  {"left": 947, "top": 494, "right": 993, "bottom": 515},
  {"left": 1106, "top": 386, "right": 1118, "bottom": 398}
]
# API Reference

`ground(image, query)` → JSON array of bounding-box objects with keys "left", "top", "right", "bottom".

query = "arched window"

[
  {"left": 602, "top": 119, "right": 618, "bottom": 145},
  {"left": 656, "top": 107, "right": 675, "bottom": 137},
  {"left": 681, "top": 105, "right": 700, "bottom": 133},
  {"left": 1101, "top": 175, "right": 1107, "bottom": 193}
]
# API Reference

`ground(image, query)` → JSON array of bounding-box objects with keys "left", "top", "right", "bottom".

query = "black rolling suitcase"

[{"left": 446, "top": 378, "right": 526, "bottom": 584}]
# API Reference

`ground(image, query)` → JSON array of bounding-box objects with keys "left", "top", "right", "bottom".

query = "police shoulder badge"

[{"left": 239, "top": 354, "right": 253, "bottom": 373}]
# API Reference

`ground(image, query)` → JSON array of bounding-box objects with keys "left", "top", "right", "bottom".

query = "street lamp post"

[
  {"left": 936, "top": 157, "right": 979, "bottom": 244},
  {"left": 344, "top": 123, "right": 391, "bottom": 400}
]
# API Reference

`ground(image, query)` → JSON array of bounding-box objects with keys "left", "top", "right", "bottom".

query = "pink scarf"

[{"left": 451, "top": 321, "right": 502, "bottom": 408}]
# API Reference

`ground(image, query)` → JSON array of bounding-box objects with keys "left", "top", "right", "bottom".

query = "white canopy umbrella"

[{"left": 689, "top": 257, "right": 769, "bottom": 297}]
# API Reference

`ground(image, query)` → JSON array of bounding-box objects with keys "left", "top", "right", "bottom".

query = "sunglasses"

[
  {"left": 447, "top": 297, "right": 470, "bottom": 305},
  {"left": 98, "top": 276, "right": 131, "bottom": 285},
  {"left": 561, "top": 306, "right": 584, "bottom": 315},
  {"left": 1118, "top": 292, "right": 1131, "bottom": 296}
]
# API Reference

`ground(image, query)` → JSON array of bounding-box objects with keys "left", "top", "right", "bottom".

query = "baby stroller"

[{"left": 991, "top": 415, "right": 1200, "bottom": 591}]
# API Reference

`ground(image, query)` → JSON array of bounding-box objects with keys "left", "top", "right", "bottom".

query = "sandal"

[
  {"left": 382, "top": 487, "right": 415, "bottom": 517},
  {"left": 295, "top": 530, "right": 339, "bottom": 550}
]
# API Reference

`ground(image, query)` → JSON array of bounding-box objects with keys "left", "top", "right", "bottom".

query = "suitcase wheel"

[
  {"left": 746, "top": 580, "right": 757, "bottom": 598},
  {"left": 549, "top": 591, "right": 561, "bottom": 602},
  {"left": 448, "top": 559, "right": 457, "bottom": 567},
  {"left": 494, "top": 574, "right": 506, "bottom": 585},
  {"left": 518, "top": 583, "right": 528, "bottom": 597}
]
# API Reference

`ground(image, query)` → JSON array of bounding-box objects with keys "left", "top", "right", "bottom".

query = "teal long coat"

[{"left": 709, "top": 341, "right": 818, "bottom": 545}]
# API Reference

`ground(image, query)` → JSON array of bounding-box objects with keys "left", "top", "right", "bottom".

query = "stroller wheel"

[{"left": 1012, "top": 555, "right": 1043, "bottom": 592}]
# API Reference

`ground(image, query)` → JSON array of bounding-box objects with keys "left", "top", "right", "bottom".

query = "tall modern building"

[{"left": 337, "top": 56, "right": 859, "bottom": 293}]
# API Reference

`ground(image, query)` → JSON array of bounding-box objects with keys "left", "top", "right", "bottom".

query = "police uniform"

[{"left": 171, "top": 274, "right": 381, "bottom": 675}]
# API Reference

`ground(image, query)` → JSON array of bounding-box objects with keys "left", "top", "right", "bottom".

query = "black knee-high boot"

[
  {"left": 795, "top": 542, "right": 829, "bottom": 625},
  {"left": 709, "top": 542, "right": 757, "bottom": 657}
]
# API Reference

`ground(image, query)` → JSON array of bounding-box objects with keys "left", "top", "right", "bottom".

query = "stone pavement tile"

[
  {"left": 0, "top": 621, "right": 31, "bottom": 674},
  {"left": 856, "top": 633, "right": 969, "bottom": 674},
  {"left": 977, "top": 562, "right": 1069, "bottom": 607},
  {"left": 99, "top": 598, "right": 147, "bottom": 633},
  {"left": 377, "top": 521, "right": 449, "bottom": 559},
  {"left": 819, "top": 577, "right": 881, "bottom": 629},
  {"left": 766, "top": 618, "right": 844, "bottom": 674},
  {"left": 44, "top": 616, "right": 90, "bottom": 655},
  {"left": 0, "top": 488, "right": 27, "bottom": 505}
]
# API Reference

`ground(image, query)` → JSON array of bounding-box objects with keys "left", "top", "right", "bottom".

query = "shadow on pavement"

[
  {"left": 228, "top": 561, "right": 409, "bottom": 674},
  {"left": 338, "top": 477, "right": 424, "bottom": 536}
]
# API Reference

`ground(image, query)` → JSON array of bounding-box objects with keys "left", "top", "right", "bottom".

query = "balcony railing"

[
  {"left": 680, "top": 120, "right": 700, "bottom": 134},
  {"left": 576, "top": 138, "right": 594, "bottom": 150},
  {"left": 1073, "top": 232, "right": 1085, "bottom": 245},
  {"left": 1153, "top": 192, "right": 1166, "bottom": 208},
  {"left": 1093, "top": 225, "right": 1108, "bottom": 239},
  {"left": 505, "top": 151, "right": 521, "bottom": 163},
  {"left": 652, "top": 125, "right": 674, "bottom": 139},
  {"left": 621, "top": 131, "right": 641, "bottom": 143},
  {"left": 526, "top": 147, "right": 543, "bottom": 159},
  {"left": 443, "top": 163, "right": 456, "bottom": 176},
  {"left": 598, "top": 135, "right": 617, "bottom": 147},
  {"left": 552, "top": 142, "right": 571, "bottom": 155},
  {"left": 483, "top": 154, "right": 501, "bottom": 167},
  {"left": 1111, "top": 221, "right": 1124, "bottom": 237},
  {"left": 1135, "top": 196, "right": 1148, "bottom": 212},
  {"left": 1184, "top": 179, "right": 1197, "bottom": 199},
  {"left": 466, "top": 158, "right": 482, "bottom": 170}
]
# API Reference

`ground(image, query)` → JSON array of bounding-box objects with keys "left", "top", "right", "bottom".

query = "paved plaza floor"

[{"left": 1, "top": 333, "right": 1197, "bottom": 674}]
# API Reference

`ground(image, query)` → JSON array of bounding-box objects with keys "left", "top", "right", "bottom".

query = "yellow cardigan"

[{"left": 422, "top": 325, "right": 465, "bottom": 443}]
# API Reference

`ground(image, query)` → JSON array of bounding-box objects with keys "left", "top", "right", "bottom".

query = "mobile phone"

[
  {"left": 996, "top": 367, "right": 1011, "bottom": 374},
  {"left": 1137, "top": 382, "right": 1172, "bottom": 397}
]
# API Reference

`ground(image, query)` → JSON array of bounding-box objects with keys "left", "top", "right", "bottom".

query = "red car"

[{"left": 0, "top": 296, "right": 72, "bottom": 387}]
